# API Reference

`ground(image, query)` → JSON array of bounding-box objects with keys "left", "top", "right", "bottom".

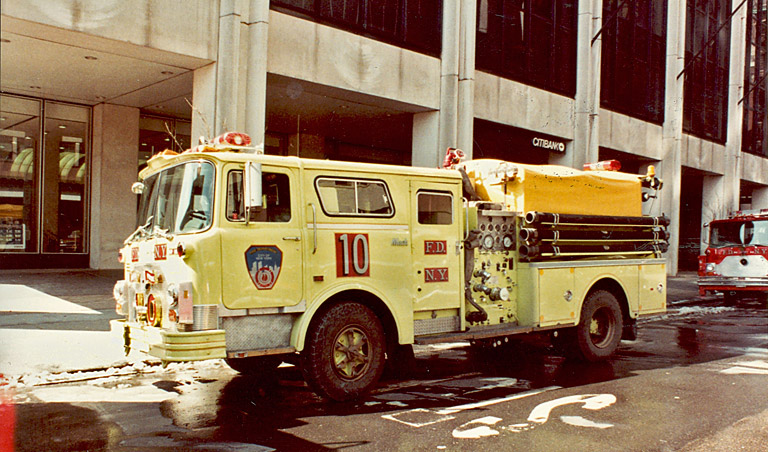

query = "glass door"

[
  {"left": 41, "top": 102, "right": 90, "bottom": 254},
  {"left": 0, "top": 95, "right": 41, "bottom": 253}
]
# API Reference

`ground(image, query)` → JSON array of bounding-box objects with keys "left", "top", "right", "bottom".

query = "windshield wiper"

[{"left": 124, "top": 216, "right": 153, "bottom": 245}]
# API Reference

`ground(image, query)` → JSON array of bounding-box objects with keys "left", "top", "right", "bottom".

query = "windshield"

[
  {"left": 709, "top": 219, "right": 768, "bottom": 247},
  {"left": 136, "top": 161, "right": 215, "bottom": 235}
]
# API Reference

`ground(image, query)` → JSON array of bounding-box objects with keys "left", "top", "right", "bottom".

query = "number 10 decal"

[{"left": 335, "top": 233, "right": 370, "bottom": 277}]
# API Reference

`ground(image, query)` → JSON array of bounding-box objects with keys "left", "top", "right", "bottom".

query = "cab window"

[
  {"left": 418, "top": 191, "right": 453, "bottom": 225},
  {"left": 315, "top": 177, "right": 393, "bottom": 217},
  {"left": 226, "top": 170, "right": 291, "bottom": 222}
]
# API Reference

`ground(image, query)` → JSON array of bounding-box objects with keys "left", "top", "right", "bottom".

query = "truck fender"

[
  {"left": 574, "top": 276, "right": 632, "bottom": 327},
  {"left": 289, "top": 285, "right": 410, "bottom": 353}
]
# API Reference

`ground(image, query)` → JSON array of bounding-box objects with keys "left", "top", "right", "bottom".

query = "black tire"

[
  {"left": 575, "top": 290, "right": 623, "bottom": 362},
  {"left": 225, "top": 355, "right": 282, "bottom": 375},
  {"left": 300, "top": 302, "right": 386, "bottom": 401},
  {"left": 723, "top": 291, "right": 740, "bottom": 306},
  {"left": 384, "top": 343, "right": 415, "bottom": 379}
]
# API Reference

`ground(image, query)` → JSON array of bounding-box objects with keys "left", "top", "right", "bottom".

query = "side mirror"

[
  {"left": 131, "top": 182, "right": 145, "bottom": 195},
  {"left": 243, "top": 161, "right": 262, "bottom": 225}
]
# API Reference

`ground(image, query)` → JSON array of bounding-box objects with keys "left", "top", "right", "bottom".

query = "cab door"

[
  {"left": 220, "top": 164, "right": 304, "bottom": 310},
  {"left": 410, "top": 182, "right": 463, "bottom": 313}
]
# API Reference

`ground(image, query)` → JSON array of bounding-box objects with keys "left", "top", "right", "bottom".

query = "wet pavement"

[{"left": 1, "top": 270, "right": 767, "bottom": 451}]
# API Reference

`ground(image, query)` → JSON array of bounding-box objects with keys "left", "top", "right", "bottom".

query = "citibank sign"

[{"left": 532, "top": 137, "right": 566, "bottom": 153}]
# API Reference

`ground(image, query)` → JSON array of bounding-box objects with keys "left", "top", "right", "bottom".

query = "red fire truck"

[{"left": 698, "top": 209, "right": 768, "bottom": 303}]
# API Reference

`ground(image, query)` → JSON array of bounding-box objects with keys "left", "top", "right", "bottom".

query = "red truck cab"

[{"left": 698, "top": 209, "right": 768, "bottom": 303}]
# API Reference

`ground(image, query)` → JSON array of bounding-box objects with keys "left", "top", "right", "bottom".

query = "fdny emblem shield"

[{"left": 245, "top": 245, "right": 283, "bottom": 290}]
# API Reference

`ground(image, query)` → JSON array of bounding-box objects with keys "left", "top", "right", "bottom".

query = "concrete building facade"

[{"left": 1, "top": 0, "right": 767, "bottom": 274}]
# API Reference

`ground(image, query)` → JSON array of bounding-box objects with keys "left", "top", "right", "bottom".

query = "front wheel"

[
  {"left": 575, "top": 290, "right": 623, "bottom": 362},
  {"left": 301, "top": 303, "right": 386, "bottom": 401}
]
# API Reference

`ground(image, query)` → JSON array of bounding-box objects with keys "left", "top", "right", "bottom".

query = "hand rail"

[{"left": 309, "top": 202, "right": 317, "bottom": 254}]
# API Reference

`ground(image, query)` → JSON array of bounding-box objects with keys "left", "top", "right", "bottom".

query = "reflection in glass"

[
  {"left": 138, "top": 116, "right": 191, "bottom": 172},
  {"left": 0, "top": 95, "right": 41, "bottom": 253},
  {"left": 42, "top": 102, "right": 89, "bottom": 253}
]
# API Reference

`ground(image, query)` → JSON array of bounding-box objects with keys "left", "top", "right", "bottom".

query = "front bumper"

[
  {"left": 111, "top": 319, "right": 226, "bottom": 362},
  {"left": 698, "top": 277, "right": 768, "bottom": 295}
]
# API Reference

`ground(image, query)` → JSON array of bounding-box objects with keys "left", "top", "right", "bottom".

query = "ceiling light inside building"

[{"left": 59, "top": 125, "right": 66, "bottom": 129}]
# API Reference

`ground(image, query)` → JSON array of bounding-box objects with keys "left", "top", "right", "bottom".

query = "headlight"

[
  {"left": 113, "top": 280, "right": 126, "bottom": 301},
  {"left": 705, "top": 263, "right": 716, "bottom": 273}
]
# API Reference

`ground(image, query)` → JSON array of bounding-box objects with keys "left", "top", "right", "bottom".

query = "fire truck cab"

[{"left": 698, "top": 209, "right": 768, "bottom": 303}]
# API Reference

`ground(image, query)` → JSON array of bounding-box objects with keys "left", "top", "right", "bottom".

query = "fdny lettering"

[
  {"left": 425, "top": 267, "right": 449, "bottom": 283},
  {"left": 131, "top": 247, "right": 139, "bottom": 263},
  {"left": 424, "top": 240, "right": 447, "bottom": 255},
  {"left": 145, "top": 270, "right": 155, "bottom": 284},
  {"left": 154, "top": 244, "right": 167, "bottom": 261},
  {"left": 336, "top": 233, "right": 370, "bottom": 277}
]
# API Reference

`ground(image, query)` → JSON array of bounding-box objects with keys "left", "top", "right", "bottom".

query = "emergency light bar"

[
  {"left": 583, "top": 160, "right": 621, "bottom": 171},
  {"left": 191, "top": 131, "right": 257, "bottom": 153}
]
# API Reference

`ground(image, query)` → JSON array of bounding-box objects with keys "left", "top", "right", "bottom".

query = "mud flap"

[{"left": 622, "top": 319, "right": 638, "bottom": 341}]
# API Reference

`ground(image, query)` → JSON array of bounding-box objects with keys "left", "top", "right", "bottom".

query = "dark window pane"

[
  {"left": 476, "top": 0, "right": 577, "bottom": 97},
  {"left": 272, "top": 0, "right": 441, "bottom": 56},
  {"left": 600, "top": 0, "right": 667, "bottom": 123},
  {"left": 742, "top": 0, "right": 768, "bottom": 156},
  {"left": 682, "top": 0, "right": 730, "bottom": 142}
]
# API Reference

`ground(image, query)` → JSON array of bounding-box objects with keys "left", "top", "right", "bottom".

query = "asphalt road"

[{"left": 3, "top": 292, "right": 767, "bottom": 451}]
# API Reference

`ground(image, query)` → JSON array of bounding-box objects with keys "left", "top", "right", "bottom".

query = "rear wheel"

[
  {"left": 301, "top": 302, "right": 385, "bottom": 401},
  {"left": 575, "top": 290, "right": 623, "bottom": 361}
]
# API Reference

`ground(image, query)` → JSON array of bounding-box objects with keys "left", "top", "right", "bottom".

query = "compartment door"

[{"left": 410, "top": 183, "right": 463, "bottom": 314}]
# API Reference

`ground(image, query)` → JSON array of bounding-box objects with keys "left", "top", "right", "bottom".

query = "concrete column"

[
  {"left": 90, "top": 104, "right": 139, "bottom": 269},
  {"left": 722, "top": 0, "right": 748, "bottom": 211},
  {"left": 752, "top": 187, "right": 768, "bottom": 208},
  {"left": 244, "top": 0, "right": 269, "bottom": 148},
  {"left": 412, "top": 111, "right": 441, "bottom": 168},
  {"left": 701, "top": 175, "right": 727, "bottom": 251},
  {"left": 660, "top": 0, "right": 687, "bottom": 275},
  {"left": 191, "top": 63, "right": 217, "bottom": 143},
  {"left": 215, "top": 0, "right": 243, "bottom": 134},
  {"left": 555, "top": 0, "right": 601, "bottom": 169},
  {"left": 457, "top": 0, "right": 477, "bottom": 157},
  {"left": 437, "top": 0, "right": 460, "bottom": 164}
]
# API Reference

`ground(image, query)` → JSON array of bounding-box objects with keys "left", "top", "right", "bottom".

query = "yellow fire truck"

[{"left": 112, "top": 132, "right": 668, "bottom": 401}]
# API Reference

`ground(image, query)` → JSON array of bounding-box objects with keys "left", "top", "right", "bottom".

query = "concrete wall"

[
  {"left": 90, "top": 104, "right": 140, "bottom": 269},
  {"left": 474, "top": 72, "right": 575, "bottom": 141},
  {"left": 267, "top": 11, "right": 441, "bottom": 110},
  {"left": 0, "top": 0, "right": 218, "bottom": 60}
]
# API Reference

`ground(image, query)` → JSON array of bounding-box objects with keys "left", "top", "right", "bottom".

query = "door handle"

[{"left": 283, "top": 236, "right": 301, "bottom": 241}]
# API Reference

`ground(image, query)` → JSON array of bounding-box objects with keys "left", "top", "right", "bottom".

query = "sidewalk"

[
  {"left": 0, "top": 268, "right": 711, "bottom": 377},
  {"left": 0, "top": 269, "right": 135, "bottom": 377}
]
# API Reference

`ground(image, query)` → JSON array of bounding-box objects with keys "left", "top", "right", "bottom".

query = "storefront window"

[
  {"left": 0, "top": 95, "right": 90, "bottom": 259},
  {"left": 41, "top": 102, "right": 90, "bottom": 253},
  {"left": 0, "top": 95, "right": 41, "bottom": 253},
  {"left": 138, "top": 116, "right": 191, "bottom": 172}
]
